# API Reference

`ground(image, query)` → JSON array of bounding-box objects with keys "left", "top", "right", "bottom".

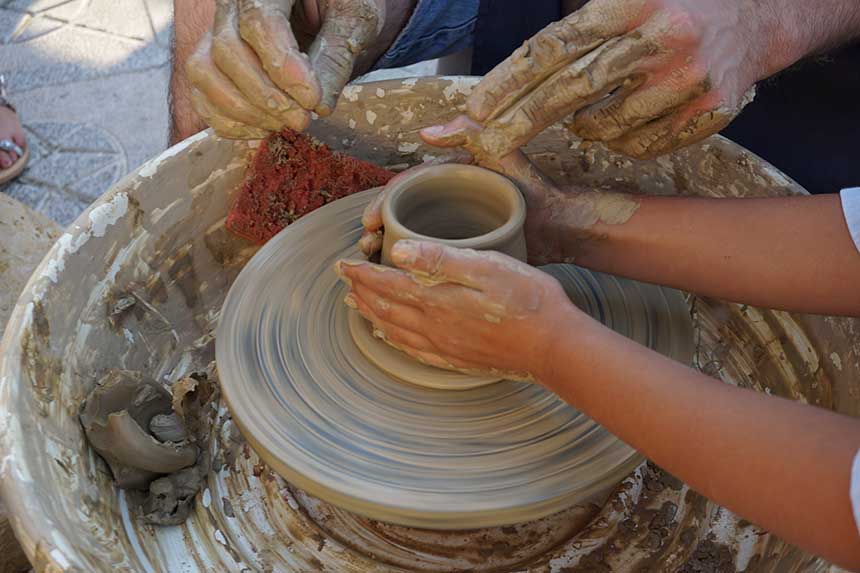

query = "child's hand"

[
  {"left": 336, "top": 240, "right": 584, "bottom": 383},
  {"left": 418, "top": 115, "right": 640, "bottom": 266}
]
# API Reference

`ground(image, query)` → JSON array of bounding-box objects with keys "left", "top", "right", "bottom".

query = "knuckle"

[
  {"left": 210, "top": 33, "right": 236, "bottom": 61},
  {"left": 185, "top": 56, "right": 206, "bottom": 83}
]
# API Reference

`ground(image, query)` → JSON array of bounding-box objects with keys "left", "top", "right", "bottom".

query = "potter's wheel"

[{"left": 217, "top": 188, "right": 694, "bottom": 529}]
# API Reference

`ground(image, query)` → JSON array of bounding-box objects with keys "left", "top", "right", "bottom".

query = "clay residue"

[
  {"left": 80, "top": 366, "right": 219, "bottom": 524},
  {"left": 551, "top": 190, "right": 640, "bottom": 233},
  {"left": 307, "top": 0, "right": 385, "bottom": 115}
]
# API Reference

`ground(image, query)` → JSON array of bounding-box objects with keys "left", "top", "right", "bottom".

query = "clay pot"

[{"left": 380, "top": 164, "right": 527, "bottom": 265}]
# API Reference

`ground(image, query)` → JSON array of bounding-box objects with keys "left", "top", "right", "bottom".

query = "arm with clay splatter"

[
  {"left": 447, "top": 0, "right": 860, "bottom": 160},
  {"left": 410, "top": 116, "right": 860, "bottom": 317},
  {"left": 171, "top": 0, "right": 415, "bottom": 142},
  {"left": 336, "top": 239, "right": 860, "bottom": 571}
]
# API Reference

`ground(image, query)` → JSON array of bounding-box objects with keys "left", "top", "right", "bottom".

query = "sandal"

[{"left": 0, "top": 75, "right": 28, "bottom": 185}]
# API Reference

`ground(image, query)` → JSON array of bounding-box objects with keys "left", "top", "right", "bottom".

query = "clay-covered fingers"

[
  {"left": 307, "top": 0, "right": 384, "bottom": 116},
  {"left": 421, "top": 118, "right": 561, "bottom": 208},
  {"left": 237, "top": 0, "right": 320, "bottom": 109},
  {"left": 473, "top": 15, "right": 696, "bottom": 159},
  {"left": 570, "top": 63, "right": 706, "bottom": 142},
  {"left": 187, "top": 32, "right": 286, "bottom": 137},
  {"left": 420, "top": 115, "right": 486, "bottom": 159},
  {"left": 603, "top": 88, "right": 751, "bottom": 159},
  {"left": 336, "top": 261, "right": 499, "bottom": 322},
  {"left": 345, "top": 286, "right": 462, "bottom": 371},
  {"left": 467, "top": 0, "right": 644, "bottom": 123},
  {"left": 212, "top": 0, "right": 310, "bottom": 130},
  {"left": 389, "top": 241, "right": 528, "bottom": 294},
  {"left": 458, "top": 0, "right": 761, "bottom": 159},
  {"left": 335, "top": 242, "right": 576, "bottom": 381},
  {"left": 345, "top": 289, "right": 436, "bottom": 352},
  {"left": 358, "top": 187, "right": 386, "bottom": 256},
  {"left": 190, "top": 88, "right": 270, "bottom": 139}
]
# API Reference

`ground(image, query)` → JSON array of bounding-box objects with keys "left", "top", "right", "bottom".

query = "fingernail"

[
  {"left": 343, "top": 294, "right": 358, "bottom": 309},
  {"left": 0, "top": 158, "right": 9, "bottom": 168},
  {"left": 390, "top": 240, "right": 418, "bottom": 265},
  {"left": 334, "top": 259, "right": 363, "bottom": 276},
  {"left": 420, "top": 125, "right": 445, "bottom": 137}
]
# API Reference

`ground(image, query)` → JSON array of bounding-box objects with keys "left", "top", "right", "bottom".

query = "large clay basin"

[{"left": 0, "top": 77, "right": 853, "bottom": 572}]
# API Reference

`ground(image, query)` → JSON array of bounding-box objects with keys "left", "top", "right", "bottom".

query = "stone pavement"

[
  {"left": 0, "top": 0, "right": 436, "bottom": 227},
  {"left": 0, "top": 0, "right": 172, "bottom": 226}
]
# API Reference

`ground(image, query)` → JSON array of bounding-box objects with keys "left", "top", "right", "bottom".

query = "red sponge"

[{"left": 227, "top": 130, "right": 394, "bottom": 244}]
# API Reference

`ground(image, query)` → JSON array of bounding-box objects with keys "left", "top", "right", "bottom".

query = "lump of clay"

[
  {"left": 149, "top": 413, "right": 187, "bottom": 443},
  {"left": 142, "top": 466, "right": 202, "bottom": 525},
  {"left": 80, "top": 370, "right": 197, "bottom": 489}
]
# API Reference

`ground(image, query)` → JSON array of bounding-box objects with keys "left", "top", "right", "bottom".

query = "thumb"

[
  {"left": 494, "top": 151, "right": 560, "bottom": 211},
  {"left": 420, "top": 115, "right": 483, "bottom": 151},
  {"left": 308, "top": 0, "right": 384, "bottom": 116}
]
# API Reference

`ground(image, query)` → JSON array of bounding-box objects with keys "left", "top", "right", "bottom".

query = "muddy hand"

[
  {"left": 336, "top": 241, "right": 576, "bottom": 382},
  {"left": 421, "top": 116, "right": 638, "bottom": 266},
  {"left": 441, "top": 0, "right": 764, "bottom": 159},
  {"left": 307, "top": 0, "right": 386, "bottom": 116},
  {"left": 187, "top": 0, "right": 384, "bottom": 139}
]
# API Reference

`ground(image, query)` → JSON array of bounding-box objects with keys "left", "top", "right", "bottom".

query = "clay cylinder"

[{"left": 380, "top": 164, "right": 527, "bottom": 265}]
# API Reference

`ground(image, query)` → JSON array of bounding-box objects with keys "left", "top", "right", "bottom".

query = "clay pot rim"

[{"left": 381, "top": 164, "right": 526, "bottom": 250}]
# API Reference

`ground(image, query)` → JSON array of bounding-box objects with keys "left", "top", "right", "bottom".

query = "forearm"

[
  {"left": 542, "top": 310, "right": 860, "bottom": 569},
  {"left": 170, "top": 0, "right": 215, "bottom": 144},
  {"left": 757, "top": 0, "right": 860, "bottom": 78},
  {"left": 572, "top": 194, "right": 860, "bottom": 316}
]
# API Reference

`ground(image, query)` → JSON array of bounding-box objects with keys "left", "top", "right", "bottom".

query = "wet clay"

[
  {"left": 465, "top": 1, "right": 755, "bottom": 160},
  {"left": 379, "top": 164, "right": 527, "bottom": 265},
  {"left": 80, "top": 370, "right": 197, "bottom": 489},
  {"left": 80, "top": 367, "right": 219, "bottom": 524},
  {"left": 307, "top": 0, "right": 385, "bottom": 115},
  {"left": 553, "top": 190, "right": 641, "bottom": 231}
]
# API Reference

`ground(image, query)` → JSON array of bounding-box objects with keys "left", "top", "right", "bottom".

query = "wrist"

[
  {"left": 551, "top": 190, "right": 640, "bottom": 266},
  {"left": 745, "top": 0, "right": 805, "bottom": 79},
  {"left": 745, "top": 0, "right": 860, "bottom": 80},
  {"left": 531, "top": 302, "right": 598, "bottom": 389}
]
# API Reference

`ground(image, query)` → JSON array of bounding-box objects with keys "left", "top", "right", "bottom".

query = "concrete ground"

[{"left": 0, "top": 0, "right": 435, "bottom": 227}]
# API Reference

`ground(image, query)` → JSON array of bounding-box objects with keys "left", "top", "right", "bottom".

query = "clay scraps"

[{"left": 80, "top": 367, "right": 219, "bottom": 525}]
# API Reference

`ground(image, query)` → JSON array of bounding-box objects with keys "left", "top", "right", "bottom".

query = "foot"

[{"left": 0, "top": 105, "right": 26, "bottom": 171}]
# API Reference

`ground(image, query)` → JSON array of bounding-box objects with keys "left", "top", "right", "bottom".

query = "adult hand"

[
  {"left": 186, "top": 0, "right": 384, "bottom": 139},
  {"left": 444, "top": 0, "right": 769, "bottom": 159},
  {"left": 360, "top": 116, "right": 641, "bottom": 266},
  {"left": 336, "top": 240, "right": 581, "bottom": 382}
]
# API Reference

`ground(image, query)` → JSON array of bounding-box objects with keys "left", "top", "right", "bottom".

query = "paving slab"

[{"left": 0, "top": 0, "right": 171, "bottom": 226}]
